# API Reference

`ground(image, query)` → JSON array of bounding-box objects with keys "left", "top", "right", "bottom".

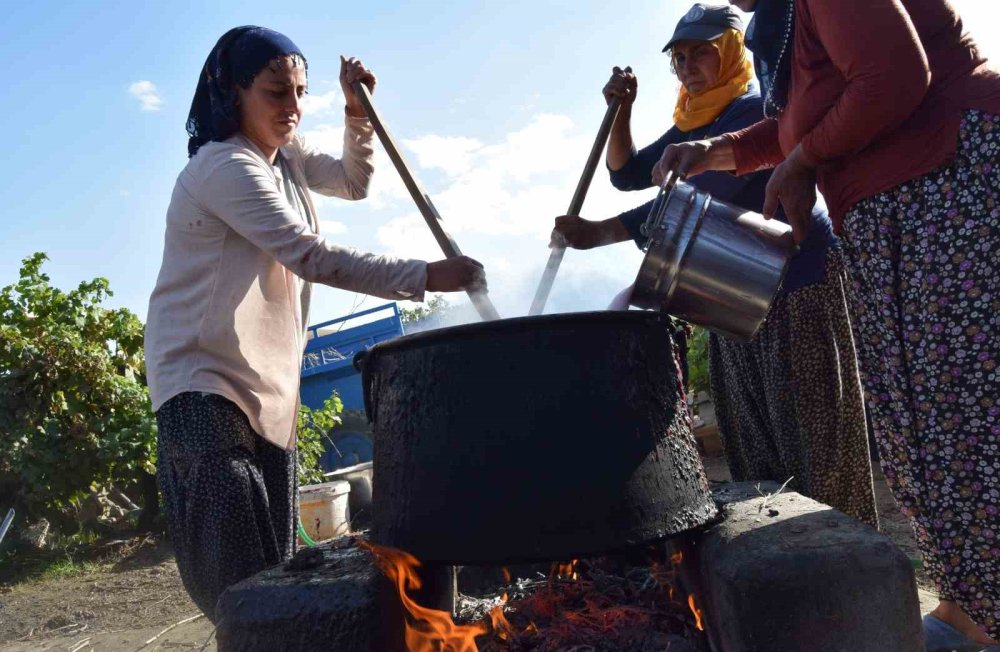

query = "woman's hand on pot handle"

[
  {"left": 341, "top": 56, "right": 377, "bottom": 118},
  {"left": 603, "top": 66, "right": 637, "bottom": 107},
  {"left": 651, "top": 137, "right": 736, "bottom": 185},
  {"left": 426, "top": 256, "right": 487, "bottom": 293},
  {"left": 762, "top": 145, "right": 816, "bottom": 245},
  {"left": 550, "top": 215, "right": 629, "bottom": 250}
]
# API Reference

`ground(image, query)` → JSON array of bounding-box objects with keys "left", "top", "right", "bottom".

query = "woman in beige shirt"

[{"left": 144, "top": 26, "right": 484, "bottom": 620}]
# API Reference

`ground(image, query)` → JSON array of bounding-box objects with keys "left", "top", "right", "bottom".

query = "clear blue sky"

[{"left": 2, "top": 1, "right": 997, "bottom": 325}]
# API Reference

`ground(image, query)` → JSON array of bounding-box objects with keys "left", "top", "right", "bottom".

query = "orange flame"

[
  {"left": 688, "top": 594, "right": 705, "bottom": 631},
  {"left": 500, "top": 566, "right": 511, "bottom": 604},
  {"left": 551, "top": 559, "right": 579, "bottom": 581},
  {"left": 489, "top": 605, "right": 514, "bottom": 642},
  {"left": 359, "top": 540, "right": 488, "bottom": 651},
  {"left": 670, "top": 550, "right": 684, "bottom": 567}
]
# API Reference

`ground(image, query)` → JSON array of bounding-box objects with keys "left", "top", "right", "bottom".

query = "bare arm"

[{"left": 551, "top": 215, "right": 631, "bottom": 250}]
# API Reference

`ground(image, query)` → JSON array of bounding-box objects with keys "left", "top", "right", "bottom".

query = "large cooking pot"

[
  {"left": 631, "top": 179, "right": 796, "bottom": 341},
  {"left": 360, "top": 311, "right": 717, "bottom": 564}
]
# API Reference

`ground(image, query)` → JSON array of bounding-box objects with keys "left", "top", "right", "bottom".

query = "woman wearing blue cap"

[
  {"left": 551, "top": 4, "right": 878, "bottom": 527},
  {"left": 144, "top": 26, "right": 486, "bottom": 618}
]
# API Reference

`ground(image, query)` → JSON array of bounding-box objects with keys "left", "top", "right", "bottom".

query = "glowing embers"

[
  {"left": 364, "top": 539, "right": 706, "bottom": 651},
  {"left": 478, "top": 551, "right": 705, "bottom": 650}
]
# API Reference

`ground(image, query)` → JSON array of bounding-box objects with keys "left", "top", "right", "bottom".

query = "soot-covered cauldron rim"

[{"left": 353, "top": 309, "right": 678, "bottom": 371}]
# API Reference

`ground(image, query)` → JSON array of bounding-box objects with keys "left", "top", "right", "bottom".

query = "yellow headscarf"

[{"left": 672, "top": 28, "right": 755, "bottom": 132}]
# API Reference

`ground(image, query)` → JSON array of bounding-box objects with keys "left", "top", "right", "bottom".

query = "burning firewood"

[
  {"left": 468, "top": 554, "right": 706, "bottom": 652},
  {"left": 364, "top": 537, "right": 707, "bottom": 652}
]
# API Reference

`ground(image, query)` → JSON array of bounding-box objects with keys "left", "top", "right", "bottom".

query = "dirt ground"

[
  {"left": 0, "top": 536, "right": 216, "bottom": 651},
  {"left": 0, "top": 452, "right": 936, "bottom": 651}
]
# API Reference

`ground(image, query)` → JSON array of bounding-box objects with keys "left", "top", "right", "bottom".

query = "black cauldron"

[{"left": 360, "top": 311, "right": 716, "bottom": 564}]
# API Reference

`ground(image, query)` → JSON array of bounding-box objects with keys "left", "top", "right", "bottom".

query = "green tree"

[
  {"left": 0, "top": 253, "right": 157, "bottom": 530},
  {"left": 296, "top": 394, "right": 343, "bottom": 486},
  {"left": 686, "top": 326, "right": 711, "bottom": 399},
  {"left": 398, "top": 294, "right": 450, "bottom": 325}
]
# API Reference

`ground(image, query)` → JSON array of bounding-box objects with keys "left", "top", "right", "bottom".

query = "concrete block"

[
  {"left": 216, "top": 539, "right": 378, "bottom": 651},
  {"left": 685, "top": 482, "right": 923, "bottom": 652}
]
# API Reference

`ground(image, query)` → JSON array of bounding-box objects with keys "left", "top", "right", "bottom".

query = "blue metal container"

[{"left": 300, "top": 303, "right": 404, "bottom": 470}]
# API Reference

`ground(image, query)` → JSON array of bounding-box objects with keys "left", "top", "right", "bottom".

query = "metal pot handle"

[{"left": 640, "top": 170, "right": 681, "bottom": 242}]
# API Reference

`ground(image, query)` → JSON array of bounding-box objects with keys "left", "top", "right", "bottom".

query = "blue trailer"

[{"left": 300, "top": 303, "right": 405, "bottom": 471}]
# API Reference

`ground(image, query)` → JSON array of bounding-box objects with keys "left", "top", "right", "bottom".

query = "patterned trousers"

[
  {"left": 156, "top": 392, "right": 297, "bottom": 621},
  {"left": 709, "top": 247, "right": 879, "bottom": 527}
]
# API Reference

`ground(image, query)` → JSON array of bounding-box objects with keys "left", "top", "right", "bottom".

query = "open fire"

[
  {"left": 361, "top": 539, "right": 707, "bottom": 651},
  {"left": 359, "top": 540, "right": 488, "bottom": 652},
  {"left": 687, "top": 595, "right": 704, "bottom": 632}
]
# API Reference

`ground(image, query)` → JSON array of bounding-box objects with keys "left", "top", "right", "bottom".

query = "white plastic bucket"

[
  {"left": 298, "top": 480, "right": 351, "bottom": 543},
  {"left": 324, "top": 461, "right": 373, "bottom": 527}
]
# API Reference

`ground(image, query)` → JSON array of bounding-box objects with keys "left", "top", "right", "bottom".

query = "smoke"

[
  {"left": 401, "top": 300, "right": 483, "bottom": 334},
  {"left": 311, "top": 108, "right": 660, "bottom": 332},
  {"left": 403, "top": 240, "right": 645, "bottom": 335}
]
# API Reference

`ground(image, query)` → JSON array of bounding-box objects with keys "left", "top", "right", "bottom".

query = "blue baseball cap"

[{"left": 663, "top": 3, "right": 745, "bottom": 52}]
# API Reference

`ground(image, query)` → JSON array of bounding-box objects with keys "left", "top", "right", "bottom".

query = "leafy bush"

[
  {"left": 296, "top": 394, "right": 343, "bottom": 485},
  {"left": 0, "top": 253, "right": 156, "bottom": 530},
  {"left": 686, "top": 326, "right": 711, "bottom": 399},
  {"left": 399, "top": 294, "right": 450, "bottom": 325}
]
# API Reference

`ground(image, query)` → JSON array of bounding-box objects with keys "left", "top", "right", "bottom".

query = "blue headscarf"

[
  {"left": 745, "top": 0, "right": 795, "bottom": 118},
  {"left": 186, "top": 26, "right": 306, "bottom": 157}
]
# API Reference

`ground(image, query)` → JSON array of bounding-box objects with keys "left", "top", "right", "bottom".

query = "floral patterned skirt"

[
  {"left": 841, "top": 109, "right": 1000, "bottom": 637},
  {"left": 709, "top": 247, "right": 879, "bottom": 527}
]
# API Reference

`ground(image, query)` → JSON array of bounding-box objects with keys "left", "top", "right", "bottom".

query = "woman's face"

[
  {"left": 237, "top": 56, "right": 307, "bottom": 155},
  {"left": 729, "top": 0, "right": 758, "bottom": 11},
  {"left": 672, "top": 40, "right": 722, "bottom": 96}
]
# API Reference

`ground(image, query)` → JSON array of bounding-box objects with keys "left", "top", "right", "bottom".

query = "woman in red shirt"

[{"left": 656, "top": 0, "right": 1000, "bottom": 646}]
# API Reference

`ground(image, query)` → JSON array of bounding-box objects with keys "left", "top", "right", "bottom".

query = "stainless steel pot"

[{"left": 631, "top": 178, "right": 797, "bottom": 341}]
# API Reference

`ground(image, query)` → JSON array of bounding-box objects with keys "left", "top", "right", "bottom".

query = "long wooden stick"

[
  {"left": 528, "top": 98, "right": 622, "bottom": 316},
  {"left": 352, "top": 82, "right": 500, "bottom": 322}
]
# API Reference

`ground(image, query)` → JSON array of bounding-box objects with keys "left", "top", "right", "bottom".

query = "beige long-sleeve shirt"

[{"left": 145, "top": 116, "right": 427, "bottom": 449}]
